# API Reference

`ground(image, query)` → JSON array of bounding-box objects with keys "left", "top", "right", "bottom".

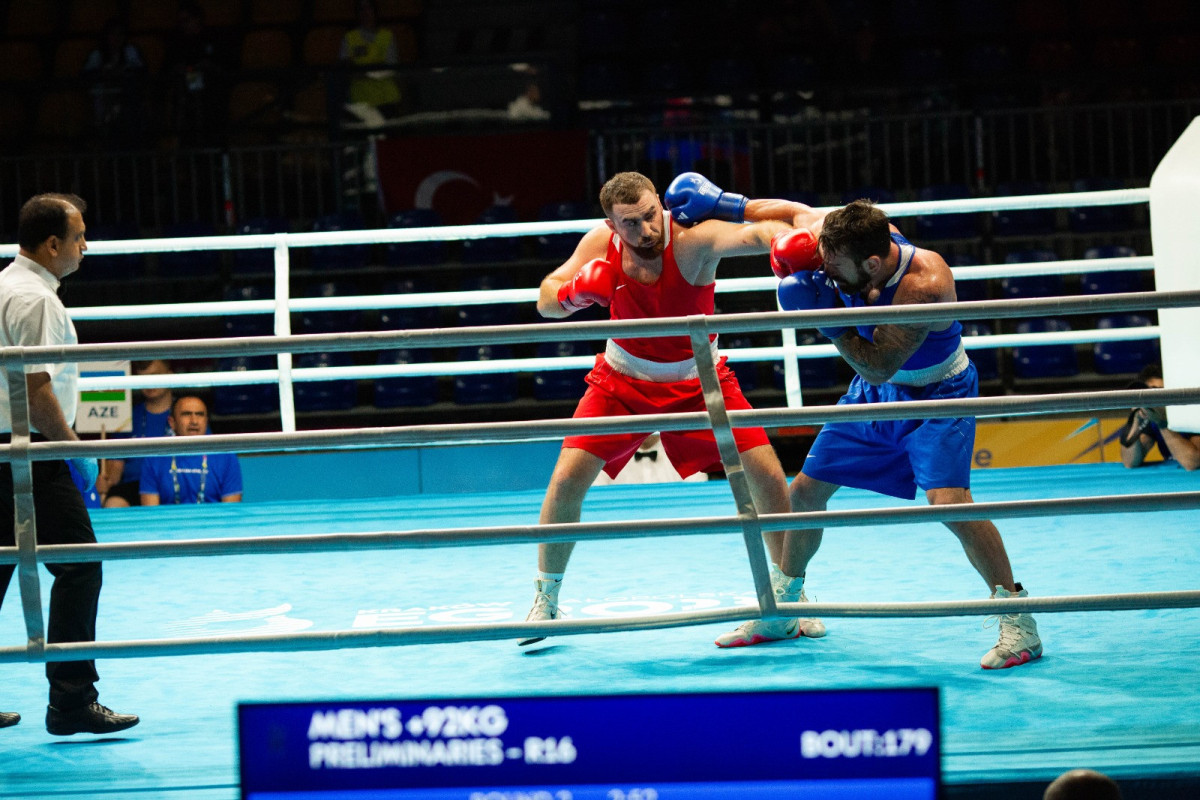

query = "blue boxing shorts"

[{"left": 802, "top": 363, "right": 978, "bottom": 500}]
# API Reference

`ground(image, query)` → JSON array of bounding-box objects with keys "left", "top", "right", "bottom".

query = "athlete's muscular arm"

[
  {"left": 537, "top": 226, "right": 616, "bottom": 319},
  {"left": 674, "top": 218, "right": 793, "bottom": 285},
  {"left": 743, "top": 198, "right": 827, "bottom": 233},
  {"left": 834, "top": 257, "right": 953, "bottom": 385}
]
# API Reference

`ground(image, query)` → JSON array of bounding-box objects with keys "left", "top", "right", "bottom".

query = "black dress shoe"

[
  {"left": 0, "top": 711, "right": 19, "bottom": 728},
  {"left": 46, "top": 703, "right": 139, "bottom": 736}
]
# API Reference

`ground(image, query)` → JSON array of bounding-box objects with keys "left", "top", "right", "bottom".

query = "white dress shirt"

[{"left": 0, "top": 254, "right": 80, "bottom": 432}]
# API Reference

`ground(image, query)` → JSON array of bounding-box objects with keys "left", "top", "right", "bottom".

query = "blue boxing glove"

[
  {"left": 777, "top": 270, "right": 849, "bottom": 340},
  {"left": 69, "top": 457, "right": 100, "bottom": 492},
  {"left": 665, "top": 172, "right": 748, "bottom": 225}
]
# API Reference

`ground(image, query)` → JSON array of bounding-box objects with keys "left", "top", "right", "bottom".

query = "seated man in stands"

[
  {"left": 140, "top": 395, "right": 243, "bottom": 505},
  {"left": 1120, "top": 364, "right": 1200, "bottom": 470},
  {"left": 101, "top": 359, "right": 175, "bottom": 508}
]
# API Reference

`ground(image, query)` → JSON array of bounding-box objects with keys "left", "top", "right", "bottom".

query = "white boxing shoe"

[
  {"left": 715, "top": 565, "right": 826, "bottom": 648},
  {"left": 517, "top": 578, "right": 561, "bottom": 647},
  {"left": 981, "top": 585, "right": 1043, "bottom": 669}
]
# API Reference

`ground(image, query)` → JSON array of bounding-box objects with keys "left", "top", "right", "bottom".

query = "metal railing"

[
  {"left": 3, "top": 292, "right": 1200, "bottom": 663},
  {"left": 590, "top": 100, "right": 1200, "bottom": 199},
  {"left": 1, "top": 185, "right": 1156, "bottom": 432},
  {"left": 0, "top": 141, "right": 372, "bottom": 235}
]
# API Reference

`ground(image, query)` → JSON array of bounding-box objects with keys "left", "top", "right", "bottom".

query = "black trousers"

[{"left": 0, "top": 455, "right": 102, "bottom": 710}]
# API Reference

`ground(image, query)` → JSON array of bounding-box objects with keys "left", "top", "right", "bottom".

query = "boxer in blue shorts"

[{"left": 715, "top": 198, "right": 1043, "bottom": 670}]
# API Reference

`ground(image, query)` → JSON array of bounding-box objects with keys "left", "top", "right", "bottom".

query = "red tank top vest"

[{"left": 608, "top": 213, "right": 716, "bottom": 363}]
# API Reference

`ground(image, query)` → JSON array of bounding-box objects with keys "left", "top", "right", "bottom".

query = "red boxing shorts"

[{"left": 563, "top": 354, "right": 770, "bottom": 479}]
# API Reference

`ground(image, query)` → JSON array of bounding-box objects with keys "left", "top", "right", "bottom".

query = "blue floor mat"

[{"left": 2, "top": 463, "right": 1198, "bottom": 798}]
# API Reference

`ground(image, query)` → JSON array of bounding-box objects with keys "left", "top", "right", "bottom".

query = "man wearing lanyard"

[
  {"left": 0, "top": 193, "right": 139, "bottom": 735},
  {"left": 139, "top": 395, "right": 242, "bottom": 505}
]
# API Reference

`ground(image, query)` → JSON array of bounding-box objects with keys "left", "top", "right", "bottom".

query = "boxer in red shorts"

[{"left": 519, "top": 170, "right": 826, "bottom": 646}]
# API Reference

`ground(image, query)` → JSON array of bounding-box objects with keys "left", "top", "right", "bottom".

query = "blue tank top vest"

[{"left": 836, "top": 231, "right": 963, "bottom": 371}]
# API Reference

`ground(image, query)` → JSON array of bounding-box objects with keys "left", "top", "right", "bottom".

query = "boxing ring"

[{"left": 3, "top": 179, "right": 1200, "bottom": 799}]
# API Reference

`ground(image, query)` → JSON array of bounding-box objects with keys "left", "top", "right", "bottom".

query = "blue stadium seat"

[
  {"left": 1068, "top": 178, "right": 1136, "bottom": 232},
  {"left": 722, "top": 337, "right": 759, "bottom": 392},
  {"left": 378, "top": 278, "right": 439, "bottom": 330},
  {"left": 213, "top": 355, "right": 279, "bottom": 415},
  {"left": 454, "top": 345, "right": 519, "bottom": 404},
  {"left": 1082, "top": 245, "right": 1143, "bottom": 294},
  {"left": 81, "top": 222, "right": 144, "bottom": 280},
  {"left": 962, "top": 321, "right": 999, "bottom": 380},
  {"left": 297, "top": 281, "right": 363, "bottom": 334},
  {"left": 947, "top": 254, "right": 990, "bottom": 302},
  {"left": 1012, "top": 318, "right": 1079, "bottom": 379},
  {"left": 536, "top": 202, "right": 590, "bottom": 261},
  {"left": 223, "top": 285, "right": 274, "bottom": 337},
  {"left": 294, "top": 351, "right": 357, "bottom": 411},
  {"left": 533, "top": 341, "right": 590, "bottom": 402},
  {"left": 386, "top": 208, "right": 446, "bottom": 267},
  {"left": 308, "top": 211, "right": 369, "bottom": 271},
  {"left": 1093, "top": 314, "right": 1159, "bottom": 375},
  {"left": 374, "top": 349, "right": 438, "bottom": 408},
  {"left": 773, "top": 332, "right": 839, "bottom": 390},
  {"left": 1000, "top": 250, "right": 1064, "bottom": 299},
  {"left": 991, "top": 182, "right": 1057, "bottom": 236},
  {"left": 232, "top": 216, "right": 289, "bottom": 275},
  {"left": 160, "top": 220, "right": 222, "bottom": 277},
  {"left": 914, "top": 184, "right": 978, "bottom": 240},
  {"left": 460, "top": 205, "right": 521, "bottom": 263},
  {"left": 457, "top": 275, "right": 517, "bottom": 327}
]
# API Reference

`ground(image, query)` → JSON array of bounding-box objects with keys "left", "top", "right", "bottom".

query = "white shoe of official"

[
  {"left": 517, "top": 579, "right": 561, "bottom": 647},
  {"left": 715, "top": 566, "right": 826, "bottom": 648},
  {"left": 981, "top": 585, "right": 1043, "bottom": 669}
]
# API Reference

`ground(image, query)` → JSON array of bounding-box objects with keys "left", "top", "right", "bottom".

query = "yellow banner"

[{"left": 972, "top": 415, "right": 1156, "bottom": 468}]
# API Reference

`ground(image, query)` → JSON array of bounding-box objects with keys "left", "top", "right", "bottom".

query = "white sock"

[{"left": 536, "top": 572, "right": 564, "bottom": 599}]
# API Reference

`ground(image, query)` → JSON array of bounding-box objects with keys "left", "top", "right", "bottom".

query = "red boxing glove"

[
  {"left": 557, "top": 257, "right": 621, "bottom": 312},
  {"left": 770, "top": 228, "right": 823, "bottom": 279}
]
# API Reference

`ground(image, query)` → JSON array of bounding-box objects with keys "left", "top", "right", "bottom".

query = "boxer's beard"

[{"left": 629, "top": 239, "right": 664, "bottom": 259}]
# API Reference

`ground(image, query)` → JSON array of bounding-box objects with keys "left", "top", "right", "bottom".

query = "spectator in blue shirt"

[
  {"left": 101, "top": 359, "right": 175, "bottom": 508},
  {"left": 139, "top": 396, "right": 242, "bottom": 505}
]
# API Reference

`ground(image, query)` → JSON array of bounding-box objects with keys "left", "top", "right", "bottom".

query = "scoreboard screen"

[{"left": 239, "top": 688, "right": 940, "bottom": 800}]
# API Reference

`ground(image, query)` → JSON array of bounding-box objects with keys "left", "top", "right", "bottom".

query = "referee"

[{"left": 0, "top": 193, "right": 138, "bottom": 736}]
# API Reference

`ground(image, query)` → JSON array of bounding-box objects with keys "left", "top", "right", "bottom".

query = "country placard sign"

[{"left": 76, "top": 360, "right": 132, "bottom": 434}]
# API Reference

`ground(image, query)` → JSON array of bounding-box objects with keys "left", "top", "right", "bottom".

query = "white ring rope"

[
  {"left": 49, "top": 287, "right": 1198, "bottom": 391},
  {"left": 3, "top": 588, "right": 1199, "bottom": 664},
  {"left": 65, "top": 257, "right": 1155, "bottom": 323},
  {"left": 5, "top": 490, "right": 1199, "bottom": 568},
  {"left": 4, "top": 385, "right": 1196, "bottom": 465},
  {"left": 2, "top": 185, "right": 1191, "bottom": 665},
  {"left": 0, "top": 186, "right": 1152, "bottom": 261},
  {"left": 18, "top": 186, "right": 1151, "bottom": 413}
]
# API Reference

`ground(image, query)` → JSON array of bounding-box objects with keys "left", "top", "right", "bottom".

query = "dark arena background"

[{"left": 2, "top": 1, "right": 1200, "bottom": 799}]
